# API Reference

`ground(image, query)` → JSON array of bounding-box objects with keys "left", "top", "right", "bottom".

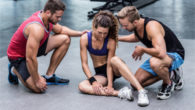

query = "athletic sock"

[
  {"left": 11, "top": 67, "right": 16, "bottom": 76},
  {"left": 44, "top": 75, "right": 53, "bottom": 79},
  {"left": 138, "top": 89, "right": 145, "bottom": 93}
]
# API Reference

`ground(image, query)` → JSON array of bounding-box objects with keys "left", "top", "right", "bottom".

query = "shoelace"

[
  {"left": 119, "top": 87, "right": 129, "bottom": 99},
  {"left": 139, "top": 91, "right": 147, "bottom": 99}
]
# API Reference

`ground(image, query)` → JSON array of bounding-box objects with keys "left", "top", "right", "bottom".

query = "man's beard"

[
  {"left": 128, "top": 26, "right": 136, "bottom": 32},
  {"left": 48, "top": 18, "right": 57, "bottom": 25}
]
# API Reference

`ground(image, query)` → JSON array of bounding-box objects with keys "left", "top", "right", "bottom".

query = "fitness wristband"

[{"left": 88, "top": 76, "right": 96, "bottom": 85}]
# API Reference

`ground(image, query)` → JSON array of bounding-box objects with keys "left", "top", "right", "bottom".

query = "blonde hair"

[
  {"left": 117, "top": 6, "right": 140, "bottom": 23},
  {"left": 92, "top": 11, "right": 119, "bottom": 43}
]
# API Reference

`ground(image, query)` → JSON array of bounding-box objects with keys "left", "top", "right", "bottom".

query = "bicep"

[
  {"left": 107, "top": 39, "right": 116, "bottom": 63},
  {"left": 80, "top": 35, "right": 88, "bottom": 65},
  {"left": 147, "top": 22, "right": 167, "bottom": 53},
  {"left": 26, "top": 25, "right": 44, "bottom": 58}
]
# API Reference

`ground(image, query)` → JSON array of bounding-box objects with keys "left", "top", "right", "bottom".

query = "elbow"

[
  {"left": 26, "top": 55, "right": 36, "bottom": 64},
  {"left": 158, "top": 52, "right": 166, "bottom": 59}
]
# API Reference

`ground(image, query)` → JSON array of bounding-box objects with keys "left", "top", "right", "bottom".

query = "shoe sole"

[
  {"left": 175, "top": 79, "right": 184, "bottom": 90},
  {"left": 8, "top": 64, "right": 19, "bottom": 85},
  {"left": 157, "top": 82, "right": 175, "bottom": 100},
  {"left": 127, "top": 97, "right": 134, "bottom": 101},
  {"left": 138, "top": 103, "right": 149, "bottom": 107},
  {"left": 174, "top": 67, "right": 184, "bottom": 90},
  {"left": 157, "top": 95, "right": 171, "bottom": 100}
]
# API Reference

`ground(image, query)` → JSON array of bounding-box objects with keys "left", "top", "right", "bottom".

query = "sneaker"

[
  {"left": 171, "top": 67, "right": 184, "bottom": 90},
  {"left": 42, "top": 74, "right": 69, "bottom": 85},
  {"left": 118, "top": 87, "right": 134, "bottom": 101},
  {"left": 157, "top": 82, "right": 175, "bottom": 100},
  {"left": 138, "top": 89, "right": 149, "bottom": 107},
  {"left": 8, "top": 63, "right": 19, "bottom": 85}
]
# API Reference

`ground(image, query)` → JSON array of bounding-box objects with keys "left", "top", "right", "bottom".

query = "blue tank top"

[{"left": 87, "top": 31, "right": 108, "bottom": 56}]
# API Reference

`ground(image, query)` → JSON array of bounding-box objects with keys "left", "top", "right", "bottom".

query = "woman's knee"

[
  {"left": 110, "top": 56, "right": 122, "bottom": 66},
  {"left": 78, "top": 81, "right": 87, "bottom": 93}
]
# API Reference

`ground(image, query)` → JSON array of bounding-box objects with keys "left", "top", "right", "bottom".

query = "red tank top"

[{"left": 7, "top": 11, "right": 53, "bottom": 60}]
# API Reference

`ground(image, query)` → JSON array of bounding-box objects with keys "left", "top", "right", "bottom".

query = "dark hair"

[
  {"left": 43, "top": 0, "right": 65, "bottom": 14},
  {"left": 93, "top": 11, "right": 119, "bottom": 42}
]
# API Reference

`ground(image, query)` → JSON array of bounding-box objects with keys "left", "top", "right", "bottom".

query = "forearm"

[
  {"left": 142, "top": 47, "right": 165, "bottom": 59},
  {"left": 82, "top": 63, "right": 93, "bottom": 78},
  {"left": 26, "top": 57, "right": 39, "bottom": 82},
  {"left": 107, "top": 65, "right": 113, "bottom": 87},
  {"left": 62, "top": 26, "right": 82, "bottom": 37},
  {"left": 118, "top": 35, "right": 130, "bottom": 42},
  {"left": 118, "top": 34, "right": 138, "bottom": 42}
]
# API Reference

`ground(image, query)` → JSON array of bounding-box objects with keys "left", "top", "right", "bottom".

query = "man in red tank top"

[{"left": 7, "top": 0, "right": 87, "bottom": 93}]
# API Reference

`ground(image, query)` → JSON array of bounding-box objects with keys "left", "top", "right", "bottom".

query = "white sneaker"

[
  {"left": 138, "top": 89, "right": 149, "bottom": 107},
  {"left": 174, "top": 66, "right": 184, "bottom": 90},
  {"left": 171, "top": 66, "right": 184, "bottom": 90},
  {"left": 118, "top": 87, "right": 134, "bottom": 101}
]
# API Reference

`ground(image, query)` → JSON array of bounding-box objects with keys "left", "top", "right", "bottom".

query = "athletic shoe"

[
  {"left": 157, "top": 82, "right": 175, "bottom": 100},
  {"left": 138, "top": 89, "right": 149, "bottom": 107},
  {"left": 171, "top": 67, "right": 184, "bottom": 90},
  {"left": 118, "top": 87, "right": 134, "bottom": 101},
  {"left": 42, "top": 74, "right": 69, "bottom": 85},
  {"left": 8, "top": 63, "right": 19, "bottom": 84}
]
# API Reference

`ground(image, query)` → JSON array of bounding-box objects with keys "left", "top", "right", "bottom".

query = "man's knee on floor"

[
  {"left": 30, "top": 87, "right": 43, "bottom": 93},
  {"left": 26, "top": 78, "right": 44, "bottom": 94}
]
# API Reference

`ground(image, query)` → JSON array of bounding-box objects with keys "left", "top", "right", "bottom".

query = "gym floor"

[{"left": 0, "top": 0, "right": 195, "bottom": 110}]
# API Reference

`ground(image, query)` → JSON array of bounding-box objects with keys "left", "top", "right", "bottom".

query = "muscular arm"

[
  {"left": 142, "top": 21, "right": 167, "bottom": 59},
  {"left": 80, "top": 34, "right": 92, "bottom": 78},
  {"left": 52, "top": 23, "right": 84, "bottom": 37},
  {"left": 106, "top": 39, "right": 116, "bottom": 88},
  {"left": 118, "top": 33, "right": 139, "bottom": 42},
  {"left": 25, "top": 24, "right": 44, "bottom": 83}
]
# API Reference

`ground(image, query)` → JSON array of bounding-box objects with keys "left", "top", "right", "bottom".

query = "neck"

[
  {"left": 40, "top": 12, "right": 49, "bottom": 28},
  {"left": 135, "top": 18, "right": 144, "bottom": 32}
]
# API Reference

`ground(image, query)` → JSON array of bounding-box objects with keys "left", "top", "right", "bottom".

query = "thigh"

[
  {"left": 150, "top": 55, "right": 173, "bottom": 70},
  {"left": 111, "top": 57, "right": 125, "bottom": 77},
  {"left": 94, "top": 75, "right": 107, "bottom": 86},
  {"left": 45, "top": 34, "right": 70, "bottom": 53},
  {"left": 11, "top": 58, "right": 30, "bottom": 82},
  {"left": 168, "top": 52, "right": 184, "bottom": 71}
]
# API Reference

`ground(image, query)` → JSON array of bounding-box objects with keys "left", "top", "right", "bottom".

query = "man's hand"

[
  {"left": 35, "top": 76, "right": 47, "bottom": 92},
  {"left": 132, "top": 45, "right": 144, "bottom": 61},
  {"left": 92, "top": 81, "right": 103, "bottom": 95},
  {"left": 81, "top": 30, "right": 89, "bottom": 35},
  {"left": 104, "top": 86, "right": 114, "bottom": 95}
]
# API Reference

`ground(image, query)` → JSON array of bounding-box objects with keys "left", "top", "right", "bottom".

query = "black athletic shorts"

[
  {"left": 95, "top": 64, "right": 121, "bottom": 81},
  {"left": 8, "top": 37, "right": 48, "bottom": 82}
]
